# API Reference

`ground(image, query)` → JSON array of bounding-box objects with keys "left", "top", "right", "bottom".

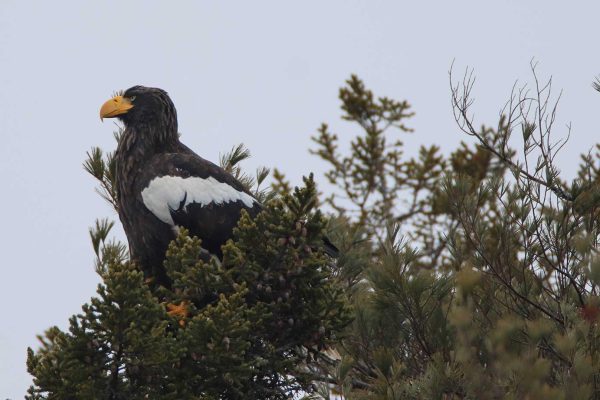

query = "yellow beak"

[{"left": 99, "top": 95, "right": 133, "bottom": 120}]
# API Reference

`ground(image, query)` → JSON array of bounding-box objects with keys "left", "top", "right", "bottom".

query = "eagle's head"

[{"left": 100, "top": 86, "right": 178, "bottom": 137}]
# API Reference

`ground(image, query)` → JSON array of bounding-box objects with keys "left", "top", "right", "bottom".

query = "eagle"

[{"left": 99, "top": 86, "right": 335, "bottom": 287}]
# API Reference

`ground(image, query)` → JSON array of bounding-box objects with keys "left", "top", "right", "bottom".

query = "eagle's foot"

[{"left": 166, "top": 300, "right": 190, "bottom": 327}]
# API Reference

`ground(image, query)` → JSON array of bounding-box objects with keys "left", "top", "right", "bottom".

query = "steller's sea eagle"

[{"left": 99, "top": 86, "right": 336, "bottom": 287}]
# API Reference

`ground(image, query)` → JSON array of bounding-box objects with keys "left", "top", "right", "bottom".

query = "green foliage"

[
  {"left": 307, "top": 72, "right": 600, "bottom": 399},
  {"left": 27, "top": 261, "right": 181, "bottom": 399},
  {"left": 219, "top": 143, "right": 273, "bottom": 203},
  {"left": 311, "top": 75, "right": 454, "bottom": 269},
  {"left": 83, "top": 130, "right": 121, "bottom": 211}
]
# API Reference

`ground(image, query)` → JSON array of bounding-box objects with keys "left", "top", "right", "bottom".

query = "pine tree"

[
  {"left": 307, "top": 67, "right": 600, "bottom": 399},
  {"left": 27, "top": 139, "right": 350, "bottom": 399}
]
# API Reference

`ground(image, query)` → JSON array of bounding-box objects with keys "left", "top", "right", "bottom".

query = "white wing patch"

[{"left": 141, "top": 175, "right": 257, "bottom": 225}]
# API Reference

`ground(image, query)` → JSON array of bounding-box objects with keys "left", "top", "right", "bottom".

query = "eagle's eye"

[{"left": 129, "top": 96, "right": 136, "bottom": 102}]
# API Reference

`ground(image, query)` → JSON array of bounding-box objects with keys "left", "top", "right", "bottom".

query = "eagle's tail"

[{"left": 322, "top": 236, "right": 339, "bottom": 258}]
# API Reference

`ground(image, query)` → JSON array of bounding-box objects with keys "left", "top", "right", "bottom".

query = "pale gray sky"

[{"left": 2, "top": 1, "right": 600, "bottom": 397}]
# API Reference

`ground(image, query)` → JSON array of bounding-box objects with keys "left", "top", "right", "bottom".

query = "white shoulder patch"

[{"left": 141, "top": 175, "right": 257, "bottom": 225}]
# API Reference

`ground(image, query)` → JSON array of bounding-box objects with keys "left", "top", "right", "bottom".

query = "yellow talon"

[{"left": 166, "top": 301, "right": 190, "bottom": 327}]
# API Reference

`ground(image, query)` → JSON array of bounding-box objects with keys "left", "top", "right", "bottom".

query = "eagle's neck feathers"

[{"left": 115, "top": 119, "right": 179, "bottom": 206}]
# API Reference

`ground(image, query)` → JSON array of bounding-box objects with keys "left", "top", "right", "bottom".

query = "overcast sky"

[{"left": 2, "top": 1, "right": 600, "bottom": 397}]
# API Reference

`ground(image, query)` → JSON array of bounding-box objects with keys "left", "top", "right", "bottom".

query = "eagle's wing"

[{"left": 138, "top": 152, "right": 261, "bottom": 255}]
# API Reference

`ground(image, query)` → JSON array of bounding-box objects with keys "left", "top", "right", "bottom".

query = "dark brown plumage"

[
  {"left": 100, "top": 86, "right": 261, "bottom": 285},
  {"left": 100, "top": 86, "right": 336, "bottom": 286}
]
